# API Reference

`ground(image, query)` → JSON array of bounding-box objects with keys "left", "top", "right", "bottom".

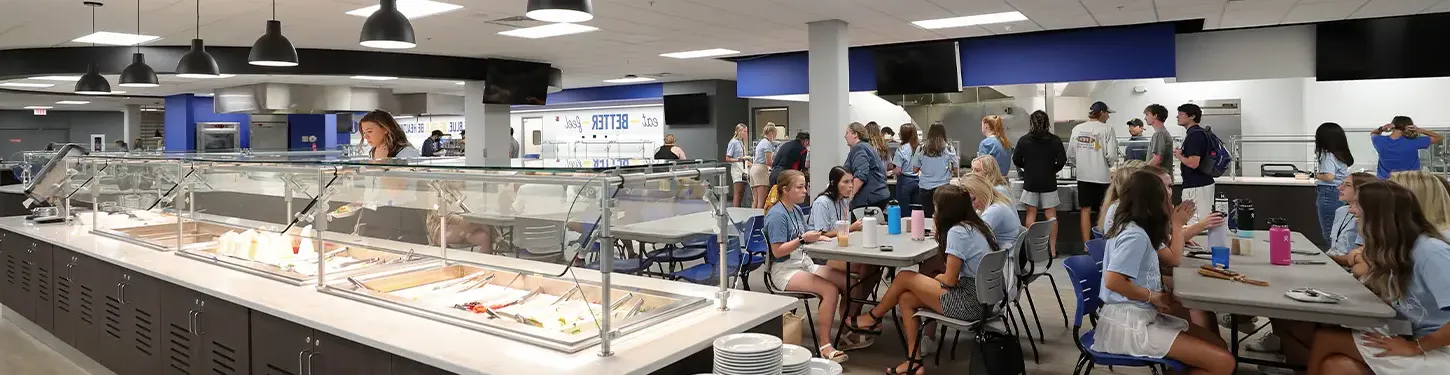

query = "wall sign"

[{"left": 364, "top": 105, "right": 667, "bottom": 159}]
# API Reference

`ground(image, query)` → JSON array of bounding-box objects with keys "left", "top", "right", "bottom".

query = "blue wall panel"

[
  {"left": 288, "top": 114, "right": 327, "bottom": 150},
  {"left": 958, "top": 23, "right": 1177, "bottom": 86},
  {"left": 736, "top": 53, "right": 810, "bottom": 97},
  {"left": 546, "top": 83, "right": 664, "bottom": 104},
  {"left": 164, "top": 94, "right": 251, "bottom": 151}
]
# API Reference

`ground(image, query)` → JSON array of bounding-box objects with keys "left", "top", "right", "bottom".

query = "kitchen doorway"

[
  {"left": 752, "top": 107, "right": 789, "bottom": 140},
  {"left": 520, "top": 117, "right": 542, "bottom": 156}
]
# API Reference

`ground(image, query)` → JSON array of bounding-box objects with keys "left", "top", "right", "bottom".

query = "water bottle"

[
  {"left": 886, "top": 200, "right": 902, "bottom": 235},
  {"left": 1207, "top": 194, "right": 1230, "bottom": 248},
  {"left": 910, "top": 204, "right": 926, "bottom": 241},
  {"left": 1236, "top": 199, "right": 1256, "bottom": 233},
  {"left": 862, "top": 209, "right": 880, "bottom": 248},
  {"left": 1269, "top": 218, "right": 1292, "bottom": 266}
]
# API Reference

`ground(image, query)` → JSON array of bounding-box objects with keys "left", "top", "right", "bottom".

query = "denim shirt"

[{"left": 845, "top": 142, "right": 889, "bottom": 206}]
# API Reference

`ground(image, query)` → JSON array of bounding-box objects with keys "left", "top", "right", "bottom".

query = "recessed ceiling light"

[
  {"left": 912, "top": 11, "right": 1028, "bottom": 29},
  {"left": 194, "top": 92, "right": 214, "bottom": 97},
  {"left": 71, "top": 31, "right": 161, "bottom": 46},
  {"left": 0, "top": 82, "right": 55, "bottom": 88},
  {"left": 140, "top": 107, "right": 164, "bottom": 112},
  {"left": 394, "top": 115, "right": 415, "bottom": 119},
  {"left": 56, "top": 101, "right": 90, "bottom": 105},
  {"left": 603, "top": 75, "right": 655, "bottom": 83},
  {"left": 23, "top": 106, "right": 53, "bottom": 110},
  {"left": 31, "top": 76, "right": 83, "bottom": 82},
  {"left": 346, "top": 0, "right": 462, "bottom": 19},
  {"left": 455, "top": 81, "right": 465, "bottom": 85},
  {"left": 350, "top": 75, "right": 398, "bottom": 81},
  {"left": 497, "top": 23, "right": 599, "bottom": 39},
  {"left": 660, "top": 48, "right": 739, "bottom": 59}
]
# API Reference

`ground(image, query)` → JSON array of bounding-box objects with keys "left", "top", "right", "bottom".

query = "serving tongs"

[
  {"left": 431, "top": 271, "right": 494, "bottom": 291},
  {"left": 1198, "top": 265, "right": 1270, "bottom": 286},
  {"left": 306, "top": 247, "right": 349, "bottom": 264},
  {"left": 347, "top": 277, "right": 379, "bottom": 292},
  {"left": 551, "top": 286, "right": 582, "bottom": 306}
]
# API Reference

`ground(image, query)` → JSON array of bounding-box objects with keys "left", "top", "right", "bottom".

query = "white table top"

[
  {"left": 803, "top": 221, "right": 938, "bottom": 267},
  {"left": 0, "top": 216, "right": 796, "bottom": 375},
  {"left": 1174, "top": 230, "right": 1397, "bottom": 328},
  {"left": 610, "top": 207, "right": 763, "bottom": 244}
]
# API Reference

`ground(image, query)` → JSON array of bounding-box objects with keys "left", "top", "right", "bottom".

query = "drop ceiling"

[{"left": 0, "top": 0, "right": 1443, "bottom": 110}]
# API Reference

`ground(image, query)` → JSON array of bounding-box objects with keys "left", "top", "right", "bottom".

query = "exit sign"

[{"left": 32, "top": 109, "right": 46, "bottom": 116}]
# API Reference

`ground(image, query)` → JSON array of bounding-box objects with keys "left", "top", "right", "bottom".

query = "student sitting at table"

[
  {"left": 961, "top": 176, "right": 1020, "bottom": 253},
  {"left": 808, "top": 166, "right": 881, "bottom": 351},
  {"left": 762, "top": 169, "right": 852, "bottom": 363},
  {"left": 1324, "top": 172, "right": 1376, "bottom": 266},
  {"left": 969, "top": 155, "right": 1010, "bottom": 200},
  {"left": 1307, "top": 181, "right": 1450, "bottom": 375},
  {"left": 1389, "top": 170, "right": 1450, "bottom": 238},
  {"left": 842, "top": 184, "right": 999, "bottom": 375},
  {"left": 1097, "top": 170, "right": 1234, "bottom": 375},
  {"left": 1101, "top": 163, "right": 1226, "bottom": 239},
  {"left": 1099, "top": 160, "right": 1147, "bottom": 231}
]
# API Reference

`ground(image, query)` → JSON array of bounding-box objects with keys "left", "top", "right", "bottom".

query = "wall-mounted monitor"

[
  {"left": 484, "top": 60, "right": 551, "bottom": 105},
  {"left": 1317, "top": 13, "right": 1450, "bottom": 81},
  {"left": 664, "top": 93, "right": 711, "bottom": 125},
  {"left": 872, "top": 42, "right": 962, "bottom": 95}
]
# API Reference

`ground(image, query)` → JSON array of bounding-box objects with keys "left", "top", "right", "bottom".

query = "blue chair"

[
  {"left": 672, "top": 235, "right": 745, "bottom": 285},
  {"left": 578, "top": 222, "right": 655, "bottom": 275},
  {"left": 1084, "top": 239, "right": 1107, "bottom": 266},
  {"left": 735, "top": 216, "right": 768, "bottom": 291},
  {"left": 1090, "top": 227, "right": 1105, "bottom": 240},
  {"left": 642, "top": 204, "right": 708, "bottom": 274},
  {"left": 1061, "top": 255, "right": 1185, "bottom": 375}
]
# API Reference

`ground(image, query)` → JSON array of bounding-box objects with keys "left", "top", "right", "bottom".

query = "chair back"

[
  {"left": 1090, "top": 226, "right": 1105, "bottom": 240},
  {"left": 513, "top": 217, "right": 566, "bottom": 254},
  {"left": 1085, "top": 239, "right": 1107, "bottom": 265},
  {"left": 975, "top": 250, "right": 1010, "bottom": 308},
  {"left": 1061, "top": 255, "right": 1103, "bottom": 328},
  {"left": 1005, "top": 228, "right": 1028, "bottom": 298},
  {"left": 743, "top": 216, "right": 768, "bottom": 254},
  {"left": 1025, "top": 218, "right": 1055, "bottom": 264}
]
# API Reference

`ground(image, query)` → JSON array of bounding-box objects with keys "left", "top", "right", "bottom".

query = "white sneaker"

[
  {"left": 1257, "top": 364, "right": 1295, "bottom": 375},
  {"left": 1218, "top": 314, "right": 1259, "bottom": 332},
  {"left": 1246, "top": 333, "right": 1282, "bottom": 353},
  {"left": 918, "top": 336, "right": 938, "bottom": 356}
]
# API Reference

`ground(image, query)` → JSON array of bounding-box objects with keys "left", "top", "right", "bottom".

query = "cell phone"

[
  {"left": 1292, "top": 259, "right": 1326, "bottom": 265},
  {"left": 879, "top": 245, "right": 894, "bottom": 252}
]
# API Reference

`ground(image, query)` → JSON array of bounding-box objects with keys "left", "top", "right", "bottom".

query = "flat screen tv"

[
  {"left": 1316, "top": 13, "right": 1450, "bottom": 81},
  {"left": 871, "top": 42, "right": 962, "bottom": 95},
  {"left": 664, "top": 93, "right": 711, "bottom": 125},
  {"left": 484, "top": 60, "right": 551, "bottom": 105}
]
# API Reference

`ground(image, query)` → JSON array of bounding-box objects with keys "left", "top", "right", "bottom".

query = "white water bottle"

[{"left": 862, "top": 210, "right": 880, "bottom": 248}]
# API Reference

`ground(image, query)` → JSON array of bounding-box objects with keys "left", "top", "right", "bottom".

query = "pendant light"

[
  {"left": 75, "top": 1, "right": 113, "bottom": 95},
  {"left": 175, "top": 0, "right": 221, "bottom": 78},
  {"left": 526, "top": 0, "right": 593, "bottom": 23},
  {"left": 119, "top": 0, "right": 159, "bottom": 87},
  {"left": 358, "top": 0, "right": 415, "bottom": 49},
  {"left": 247, "top": 0, "right": 298, "bottom": 66}
]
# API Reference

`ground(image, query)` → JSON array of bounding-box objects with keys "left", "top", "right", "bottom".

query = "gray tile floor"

[{"left": 1, "top": 263, "right": 1270, "bottom": 375}]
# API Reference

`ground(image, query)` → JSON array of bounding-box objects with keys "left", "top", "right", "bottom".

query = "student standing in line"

[
  {"left": 1124, "top": 119, "right": 1149, "bottom": 161},
  {"left": 866, "top": 121, "right": 891, "bottom": 165},
  {"left": 724, "top": 124, "right": 751, "bottom": 208},
  {"left": 1308, "top": 181, "right": 1450, "bottom": 375},
  {"left": 1096, "top": 170, "right": 1234, "bottom": 375},
  {"left": 1313, "top": 122, "right": 1354, "bottom": 242},
  {"left": 1143, "top": 104, "right": 1175, "bottom": 179},
  {"left": 751, "top": 124, "right": 778, "bottom": 209},
  {"left": 1014, "top": 110, "right": 1067, "bottom": 255},
  {"left": 845, "top": 122, "right": 891, "bottom": 213},
  {"left": 892, "top": 123, "right": 922, "bottom": 211},
  {"left": 883, "top": 126, "right": 899, "bottom": 157},
  {"left": 509, "top": 128, "right": 520, "bottom": 158},
  {"left": 1174, "top": 103, "right": 1216, "bottom": 223},
  {"left": 978, "top": 115, "right": 1012, "bottom": 176},
  {"left": 1372, "top": 116, "right": 1445, "bottom": 179},
  {"left": 421, "top": 130, "right": 445, "bottom": 157},
  {"left": 771, "top": 130, "right": 811, "bottom": 185},
  {"left": 912, "top": 122, "right": 958, "bottom": 218},
  {"left": 1069, "top": 101, "right": 1120, "bottom": 244}
]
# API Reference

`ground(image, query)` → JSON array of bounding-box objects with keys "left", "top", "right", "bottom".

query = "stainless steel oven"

[{"left": 196, "top": 122, "right": 240, "bottom": 152}]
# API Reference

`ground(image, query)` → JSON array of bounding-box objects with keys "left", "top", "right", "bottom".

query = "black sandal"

[
  {"left": 885, "top": 357, "right": 924, "bottom": 375},
  {"left": 845, "top": 310, "right": 885, "bottom": 335}
]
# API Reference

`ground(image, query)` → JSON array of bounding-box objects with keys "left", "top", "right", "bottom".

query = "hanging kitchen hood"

[
  {"left": 876, "top": 86, "right": 1011, "bottom": 106},
  {"left": 213, "top": 83, "right": 396, "bottom": 114},
  {"left": 394, "top": 93, "right": 464, "bottom": 115}
]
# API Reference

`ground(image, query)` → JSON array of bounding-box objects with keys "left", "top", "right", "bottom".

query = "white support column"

[
  {"left": 122, "top": 104, "right": 142, "bottom": 149},
  {"left": 463, "top": 81, "right": 512, "bottom": 166},
  {"left": 808, "top": 19, "right": 850, "bottom": 194}
]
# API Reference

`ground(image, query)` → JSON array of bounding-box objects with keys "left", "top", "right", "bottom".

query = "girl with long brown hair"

[
  {"left": 892, "top": 123, "right": 922, "bottom": 211},
  {"left": 761, "top": 169, "right": 851, "bottom": 362},
  {"left": 1308, "top": 181, "right": 1450, "bottom": 374},
  {"left": 844, "top": 185, "right": 1000, "bottom": 375},
  {"left": 978, "top": 115, "right": 1011, "bottom": 176},
  {"left": 844, "top": 122, "right": 890, "bottom": 212},
  {"left": 359, "top": 110, "right": 420, "bottom": 159},
  {"left": 912, "top": 122, "right": 958, "bottom": 218}
]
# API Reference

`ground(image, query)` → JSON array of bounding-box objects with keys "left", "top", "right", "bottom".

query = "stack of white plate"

[
  {"left": 806, "top": 358, "right": 843, "bottom": 375},
  {"left": 780, "top": 344, "right": 811, "bottom": 375},
  {"left": 712, "top": 333, "right": 782, "bottom": 375}
]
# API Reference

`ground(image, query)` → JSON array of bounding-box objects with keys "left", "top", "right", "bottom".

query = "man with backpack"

[{"left": 1174, "top": 103, "right": 1224, "bottom": 223}]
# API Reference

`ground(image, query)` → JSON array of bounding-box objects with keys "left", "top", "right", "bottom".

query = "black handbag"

[{"left": 975, "top": 330, "right": 1025, "bottom": 375}]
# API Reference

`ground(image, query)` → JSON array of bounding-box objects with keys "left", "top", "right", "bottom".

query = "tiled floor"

[{"left": 1, "top": 263, "right": 1270, "bottom": 375}]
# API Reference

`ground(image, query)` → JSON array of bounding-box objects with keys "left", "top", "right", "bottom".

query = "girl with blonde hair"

[
  {"left": 978, "top": 115, "right": 1012, "bottom": 176},
  {"left": 762, "top": 169, "right": 852, "bottom": 362},
  {"left": 961, "top": 176, "right": 1018, "bottom": 252},
  {"left": 1389, "top": 170, "right": 1450, "bottom": 235},
  {"left": 1099, "top": 160, "right": 1148, "bottom": 230},
  {"left": 725, "top": 123, "right": 750, "bottom": 207},
  {"left": 751, "top": 123, "right": 779, "bottom": 209},
  {"left": 970, "top": 155, "right": 1009, "bottom": 198}
]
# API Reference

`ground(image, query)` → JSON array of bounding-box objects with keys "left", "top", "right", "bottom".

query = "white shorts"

[
  {"left": 1091, "top": 303, "right": 1189, "bottom": 359},
  {"left": 730, "top": 161, "right": 746, "bottom": 184},
  {"left": 769, "top": 254, "right": 822, "bottom": 289},
  {"left": 1354, "top": 328, "right": 1450, "bottom": 374},
  {"left": 1020, "top": 190, "right": 1060, "bottom": 209}
]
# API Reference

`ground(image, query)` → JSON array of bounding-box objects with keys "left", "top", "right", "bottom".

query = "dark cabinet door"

[
  {"left": 70, "top": 252, "right": 102, "bottom": 366},
  {"left": 195, "top": 294, "right": 250, "bottom": 375},
  {"left": 159, "top": 282, "right": 200, "bottom": 375},
  {"left": 0, "top": 231, "right": 21, "bottom": 314},
  {"left": 93, "top": 259, "right": 127, "bottom": 372},
  {"left": 51, "top": 248, "right": 80, "bottom": 346},
  {"left": 392, "top": 357, "right": 456, "bottom": 375},
  {"left": 118, "top": 271, "right": 162, "bottom": 375},
  {"left": 250, "top": 310, "right": 312, "bottom": 375},
  {"left": 12, "top": 236, "right": 34, "bottom": 323},
  {"left": 29, "top": 239, "right": 55, "bottom": 333},
  {"left": 309, "top": 332, "right": 390, "bottom": 375}
]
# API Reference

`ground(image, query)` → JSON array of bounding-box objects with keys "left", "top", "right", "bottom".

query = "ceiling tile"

[
  {"left": 1283, "top": 0, "right": 1367, "bottom": 24},
  {"left": 1350, "top": 0, "right": 1443, "bottom": 18},
  {"left": 925, "top": 0, "right": 1019, "bottom": 17},
  {"left": 1427, "top": 0, "right": 1450, "bottom": 13}
]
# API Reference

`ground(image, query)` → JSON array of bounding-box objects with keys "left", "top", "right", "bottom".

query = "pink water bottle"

[
  {"left": 910, "top": 204, "right": 926, "bottom": 241},
  {"left": 1269, "top": 219, "right": 1291, "bottom": 266}
]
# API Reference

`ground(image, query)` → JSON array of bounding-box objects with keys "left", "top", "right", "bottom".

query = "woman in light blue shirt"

[
  {"left": 1316, "top": 181, "right": 1450, "bottom": 374},
  {"left": 725, "top": 124, "right": 750, "bottom": 207},
  {"left": 810, "top": 167, "right": 863, "bottom": 235},
  {"left": 1313, "top": 122, "right": 1354, "bottom": 242},
  {"left": 891, "top": 124, "right": 921, "bottom": 213},
  {"left": 978, "top": 115, "right": 1012, "bottom": 176},
  {"left": 750, "top": 124, "right": 778, "bottom": 209},
  {"left": 1325, "top": 172, "right": 1374, "bottom": 265},
  {"left": 912, "top": 122, "right": 958, "bottom": 218},
  {"left": 962, "top": 176, "right": 1019, "bottom": 252},
  {"left": 843, "top": 185, "right": 999, "bottom": 374}
]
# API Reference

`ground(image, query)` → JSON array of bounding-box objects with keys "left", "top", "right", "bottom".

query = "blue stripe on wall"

[
  {"left": 735, "top": 50, "right": 878, "bottom": 97},
  {"left": 959, "top": 23, "right": 1176, "bottom": 86},
  {"left": 163, "top": 94, "right": 251, "bottom": 151},
  {"left": 546, "top": 83, "right": 663, "bottom": 104}
]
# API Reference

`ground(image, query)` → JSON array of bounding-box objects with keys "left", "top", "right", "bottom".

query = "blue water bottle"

[{"left": 886, "top": 199, "right": 902, "bottom": 235}]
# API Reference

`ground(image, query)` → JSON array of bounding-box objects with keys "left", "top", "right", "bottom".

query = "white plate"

[
  {"left": 713, "top": 333, "right": 782, "bottom": 354},
  {"left": 807, "top": 358, "right": 843, "bottom": 375},
  {"left": 780, "top": 344, "right": 811, "bottom": 367},
  {"left": 713, "top": 364, "right": 781, "bottom": 375},
  {"left": 714, "top": 359, "right": 781, "bottom": 369},
  {"left": 714, "top": 355, "right": 781, "bottom": 365}
]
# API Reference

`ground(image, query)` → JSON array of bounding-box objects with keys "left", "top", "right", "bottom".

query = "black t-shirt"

[
  {"left": 1180, "top": 125, "right": 1214, "bottom": 188},
  {"left": 772, "top": 140, "right": 807, "bottom": 171}
]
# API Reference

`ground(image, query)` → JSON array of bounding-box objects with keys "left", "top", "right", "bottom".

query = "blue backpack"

[{"left": 1190, "top": 126, "right": 1232, "bottom": 177}]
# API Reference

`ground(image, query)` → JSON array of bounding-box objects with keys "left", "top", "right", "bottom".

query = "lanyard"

[
  {"left": 776, "top": 203, "right": 805, "bottom": 239},
  {"left": 1333, "top": 213, "right": 1355, "bottom": 245}
]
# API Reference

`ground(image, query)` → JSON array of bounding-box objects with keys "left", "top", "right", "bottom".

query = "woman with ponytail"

[
  {"left": 763, "top": 169, "right": 851, "bottom": 362},
  {"left": 978, "top": 115, "right": 1012, "bottom": 176}
]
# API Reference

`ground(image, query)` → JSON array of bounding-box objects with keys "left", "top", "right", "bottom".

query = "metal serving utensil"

[
  {"left": 432, "top": 271, "right": 491, "bottom": 291},
  {"left": 551, "top": 286, "right": 581, "bottom": 306}
]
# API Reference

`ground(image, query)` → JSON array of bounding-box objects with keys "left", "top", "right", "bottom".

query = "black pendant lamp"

[
  {"left": 175, "top": 0, "right": 221, "bottom": 78},
  {"left": 248, "top": 0, "right": 298, "bottom": 66},
  {"left": 75, "top": 2, "right": 112, "bottom": 95},
  {"left": 358, "top": 0, "right": 415, "bottom": 49},
  {"left": 526, "top": 0, "right": 593, "bottom": 23},
  {"left": 119, "top": 0, "right": 159, "bottom": 87}
]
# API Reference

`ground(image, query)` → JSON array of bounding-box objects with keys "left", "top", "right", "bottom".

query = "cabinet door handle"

[
  {"left": 118, "top": 283, "right": 127, "bottom": 304},
  {"left": 193, "top": 310, "right": 205, "bottom": 335},
  {"left": 305, "top": 351, "right": 321, "bottom": 375},
  {"left": 186, "top": 310, "right": 197, "bottom": 335},
  {"left": 297, "top": 349, "right": 311, "bottom": 375}
]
